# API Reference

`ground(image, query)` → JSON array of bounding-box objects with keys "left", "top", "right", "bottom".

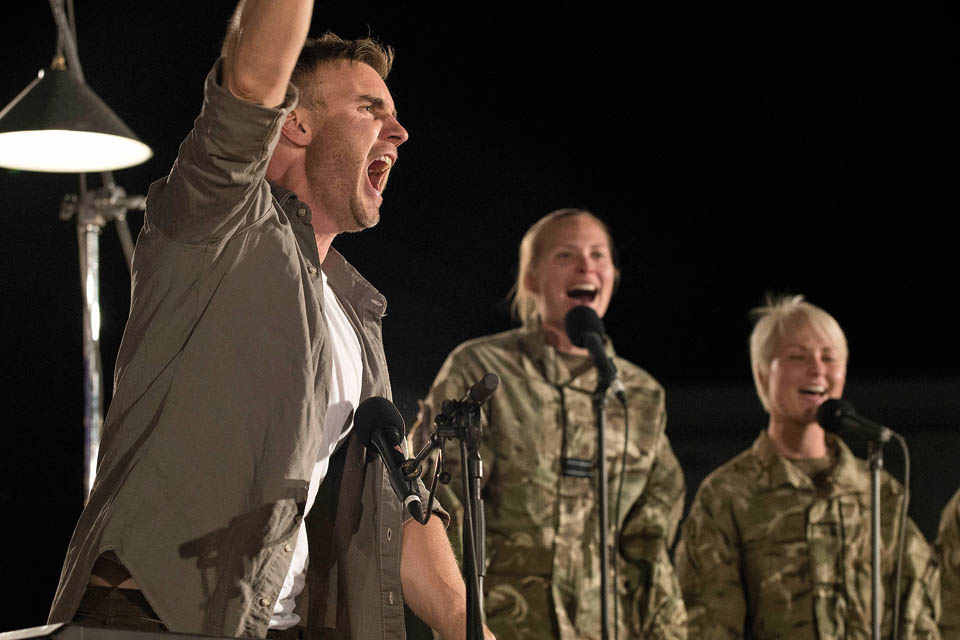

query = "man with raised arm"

[{"left": 47, "top": 2, "right": 481, "bottom": 638}]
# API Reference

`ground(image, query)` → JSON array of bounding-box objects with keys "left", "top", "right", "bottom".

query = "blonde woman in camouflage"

[
  {"left": 409, "top": 209, "right": 687, "bottom": 639},
  {"left": 936, "top": 489, "right": 960, "bottom": 636},
  {"left": 674, "top": 294, "right": 940, "bottom": 639}
]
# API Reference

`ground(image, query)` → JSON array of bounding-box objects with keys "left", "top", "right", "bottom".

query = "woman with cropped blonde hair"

[{"left": 675, "top": 294, "right": 940, "bottom": 639}]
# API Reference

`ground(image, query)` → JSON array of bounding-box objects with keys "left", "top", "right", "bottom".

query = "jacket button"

[
  {"left": 307, "top": 265, "right": 318, "bottom": 275},
  {"left": 259, "top": 598, "right": 271, "bottom": 607},
  {"left": 386, "top": 527, "right": 392, "bottom": 541},
  {"left": 388, "top": 591, "right": 394, "bottom": 605},
  {"left": 297, "top": 207, "right": 307, "bottom": 218},
  {"left": 283, "top": 543, "right": 292, "bottom": 553}
]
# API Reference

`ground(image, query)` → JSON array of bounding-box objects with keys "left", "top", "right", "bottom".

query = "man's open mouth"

[
  {"left": 567, "top": 284, "right": 598, "bottom": 303},
  {"left": 367, "top": 155, "right": 393, "bottom": 194}
]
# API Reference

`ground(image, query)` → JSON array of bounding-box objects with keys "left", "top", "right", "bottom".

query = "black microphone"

[
  {"left": 564, "top": 306, "right": 626, "bottom": 401},
  {"left": 354, "top": 396, "right": 424, "bottom": 521},
  {"left": 816, "top": 398, "right": 895, "bottom": 443},
  {"left": 464, "top": 372, "right": 500, "bottom": 404}
]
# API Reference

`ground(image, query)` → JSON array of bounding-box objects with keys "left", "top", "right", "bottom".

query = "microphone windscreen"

[
  {"left": 816, "top": 397, "right": 854, "bottom": 433},
  {"left": 564, "top": 306, "right": 605, "bottom": 349},
  {"left": 468, "top": 372, "right": 501, "bottom": 403},
  {"left": 354, "top": 396, "right": 405, "bottom": 446}
]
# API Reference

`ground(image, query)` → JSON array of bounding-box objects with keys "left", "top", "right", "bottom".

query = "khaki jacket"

[
  {"left": 936, "top": 488, "right": 960, "bottom": 637},
  {"left": 410, "top": 326, "right": 687, "bottom": 639},
  {"left": 676, "top": 431, "right": 941, "bottom": 639}
]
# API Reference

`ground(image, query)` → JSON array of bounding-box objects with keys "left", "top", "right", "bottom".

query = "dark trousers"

[
  {"left": 73, "top": 586, "right": 167, "bottom": 632},
  {"left": 73, "top": 585, "right": 307, "bottom": 639}
]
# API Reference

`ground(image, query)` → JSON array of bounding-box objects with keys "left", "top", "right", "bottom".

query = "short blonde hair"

[
  {"left": 749, "top": 294, "right": 848, "bottom": 411},
  {"left": 508, "top": 208, "right": 620, "bottom": 328}
]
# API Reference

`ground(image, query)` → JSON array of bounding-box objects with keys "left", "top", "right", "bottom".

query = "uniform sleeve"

[
  {"left": 936, "top": 489, "right": 960, "bottom": 637},
  {"left": 146, "top": 59, "right": 298, "bottom": 244},
  {"left": 618, "top": 429, "right": 688, "bottom": 639},
  {"left": 895, "top": 515, "right": 941, "bottom": 640},
  {"left": 674, "top": 478, "right": 747, "bottom": 640}
]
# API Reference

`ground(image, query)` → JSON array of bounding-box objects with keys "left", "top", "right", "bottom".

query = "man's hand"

[
  {"left": 401, "top": 516, "right": 496, "bottom": 640},
  {"left": 221, "top": 0, "right": 313, "bottom": 107}
]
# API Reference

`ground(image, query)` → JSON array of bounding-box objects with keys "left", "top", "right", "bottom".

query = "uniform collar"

[
  {"left": 752, "top": 430, "right": 870, "bottom": 493},
  {"left": 518, "top": 324, "right": 617, "bottom": 390}
]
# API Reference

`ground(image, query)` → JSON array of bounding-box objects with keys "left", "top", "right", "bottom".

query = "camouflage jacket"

[
  {"left": 936, "top": 488, "right": 960, "bottom": 637},
  {"left": 409, "top": 326, "right": 687, "bottom": 640},
  {"left": 675, "top": 430, "right": 941, "bottom": 640}
]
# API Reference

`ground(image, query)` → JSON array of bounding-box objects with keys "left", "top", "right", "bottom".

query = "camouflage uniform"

[
  {"left": 409, "top": 326, "right": 687, "bottom": 640},
  {"left": 936, "top": 488, "right": 960, "bottom": 637},
  {"left": 675, "top": 430, "right": 941, "bottom": 640}
]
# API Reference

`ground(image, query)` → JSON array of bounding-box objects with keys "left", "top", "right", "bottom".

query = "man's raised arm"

[{"left": 221, "top": 0, "right": 314, "bottom": 107}]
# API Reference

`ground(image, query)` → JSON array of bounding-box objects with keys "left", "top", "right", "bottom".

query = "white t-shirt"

[{"left": 270, "top": 271, "right": 363, "bottom": 629}]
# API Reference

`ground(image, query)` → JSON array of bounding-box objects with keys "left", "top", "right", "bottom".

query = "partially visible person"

[
  {"left": 46, "top": 2, "right": 489, "bottom": 638},
  {"left": 675, "top": 294, "right": 940, "bottom": 639},
  {"left": 409, "top": 208, "right": 687, "bottom": 639},
  {"left": 937, "top": 488, "right": 960, "bottom": 636}
]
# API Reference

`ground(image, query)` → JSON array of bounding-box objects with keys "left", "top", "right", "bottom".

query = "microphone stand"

[
  {"left": 432, "top": 397, "right": 486, "bottom": 640},
  {"left": 593, "top": 376, "right": 612, "bottom": 640},
  {"left": 868, "top": 440, "right": 883, "bottom": 640}
]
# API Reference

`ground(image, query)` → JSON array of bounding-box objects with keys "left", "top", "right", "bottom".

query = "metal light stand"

[
  {"left": 46, "top": 0, "right": 147, "bottom": 501},
  {"left": 867, "top": 440, "right": 883, "bottom": 640},
  {"left": 593, "top": 380, "right": 613, "bottom": 640},
  {"left": 59, "top": 173, "right": 144, "bottom": 499}
]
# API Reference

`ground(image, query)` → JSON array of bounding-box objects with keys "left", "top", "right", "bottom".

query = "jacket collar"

[
  {"left": 518, "top": 324, "right": 617, "bottom": 391},
  {"left": 752, "top": 429, "right": 869, "bottom": 493},
  {"left": 269, "top": 182, "right": 387, "bottom": 316}
]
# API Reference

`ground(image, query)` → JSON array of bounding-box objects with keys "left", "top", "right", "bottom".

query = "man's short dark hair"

[{"left": 292, "top": 32, "right": 394, "bottom": 109}]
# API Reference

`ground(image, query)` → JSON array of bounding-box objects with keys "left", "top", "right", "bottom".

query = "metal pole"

[
  {"left": 595, "top": 389, "right": 611, "bottom": 640},
  {"left": 869, "top": 441, "right": 883, "bottom": 640},
  {"left": 63, "top": 175, "right": 146, "bottom": 501},
  {"left": 79, "top": 220, "right": 103, "bottom": 500}
]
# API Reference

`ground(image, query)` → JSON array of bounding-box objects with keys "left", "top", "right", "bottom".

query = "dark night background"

[{"left": 1, "top": 1, "right": 957, "bottom": 632}]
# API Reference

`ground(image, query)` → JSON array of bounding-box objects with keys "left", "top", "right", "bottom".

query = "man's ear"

[{"left": 281, "top": 107, "right": 312, "bottom": 147}]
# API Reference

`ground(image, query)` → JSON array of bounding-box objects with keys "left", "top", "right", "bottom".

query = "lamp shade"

[{"left": 0, "top": 67, "right": 153, "bottom": 172}]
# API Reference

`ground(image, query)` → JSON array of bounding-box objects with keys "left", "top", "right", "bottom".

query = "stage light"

[{"left": 0, "top": 64, "right": 152, "bottom": 173}]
